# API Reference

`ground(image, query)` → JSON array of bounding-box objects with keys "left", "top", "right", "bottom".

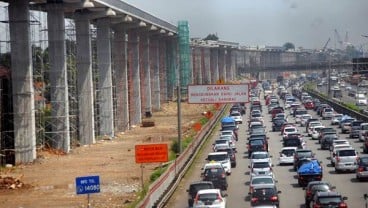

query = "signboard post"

[
  {"left": 75, "top": 175, "right": 100, "bottom": 208},
  {"left": 188, "top": 84, "right": 249, "bottom": 104},
  {"left": 135, "top": 144, "right": 169, "bottom": 190}
]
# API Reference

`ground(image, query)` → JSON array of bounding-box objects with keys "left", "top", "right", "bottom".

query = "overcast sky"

[{"left": 124, "top": 0, "right": 368, "bottom": 50}]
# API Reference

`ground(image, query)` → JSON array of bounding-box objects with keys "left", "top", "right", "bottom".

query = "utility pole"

[{"left": 177, "top": 85, "right": 182, "bottom": 154}]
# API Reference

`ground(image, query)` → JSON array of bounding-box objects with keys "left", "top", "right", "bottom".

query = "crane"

[
  {"left": 322, "top": 37, "right": 331, "bottom": 52},
  {"left": 334, "top": 29, "right": 343, "bottom": 49}
]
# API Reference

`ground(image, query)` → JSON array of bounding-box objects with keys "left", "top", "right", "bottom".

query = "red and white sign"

[{"left": 188, "top": 84, "right": 249, "bottom": 104}]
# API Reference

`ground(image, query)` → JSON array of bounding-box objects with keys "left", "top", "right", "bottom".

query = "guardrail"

[
  {"left": 137, "top": 105, "right": 226, "bottom": 208},
  {"left": 303, "top": 88, "right": 368, "bottom": 122}
]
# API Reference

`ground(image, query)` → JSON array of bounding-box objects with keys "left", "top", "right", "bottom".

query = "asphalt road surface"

[{"left": 165, "top": 91, "right": 368, "bottom": 208}]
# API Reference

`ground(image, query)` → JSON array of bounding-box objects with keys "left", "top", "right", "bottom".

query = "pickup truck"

[{"left": 297, "top": 160, "right": 323, "bottom": 187}]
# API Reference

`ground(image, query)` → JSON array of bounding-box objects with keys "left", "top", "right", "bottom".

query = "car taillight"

[
  {"left": 306, "top": 190, "right": 312, "bottom": 196},
  {"left": 336, "top": 156, "right": 340, "bottom": 162},
  {"left": 251, "top": 197, "right": 258, "bottom": 203},
  {"left": 339, "top": 202, "right": 348, "bottom": 208},
  {"left": 221, "top": 173, "right": 226, "bottom": 178},
  {"left": 270, "top": 196, "right": 278, "bottom": 201},
  {"left": 358, "top": 167, "right": 365, "bottom": 172},
  {"left": 249, "top": 186, "right": 254, "bottom": 193},
  {"left": 313, "top": 204, "right": 322, "bottom": 208}
]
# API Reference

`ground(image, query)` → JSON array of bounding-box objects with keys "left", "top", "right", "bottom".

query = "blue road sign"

[{"left": 75, "top": 175, "right": 100, "bottom": 195}]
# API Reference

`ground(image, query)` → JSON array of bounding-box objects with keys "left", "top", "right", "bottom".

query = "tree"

[
  {"left": 283, "top": 42, "right": 295, "bottom": 51},
  {"left": 204, "top": 33, "right": 219, "bottom": 41}
]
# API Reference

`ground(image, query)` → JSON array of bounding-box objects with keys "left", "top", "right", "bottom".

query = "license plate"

[{"left": 259, "top": 172, "right": 265, "bottom": 174}]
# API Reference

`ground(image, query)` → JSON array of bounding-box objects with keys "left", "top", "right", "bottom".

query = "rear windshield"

[
  {"left": 296, "top": 110, "right": 307, "bottom": 115},
  {"left": 281, "top": 149, "right": 295, "bottom": 156},
  {"left": 297, "top": 151, "right": 313, "bottom": 157},
  {"left": 252, "top": 178, "right": 273, "bottom": 185},
  {"left": 253, "top": 162, "right": 269, "bottom": 168},
  {"left": 251, "top": 153, "right": 268, "bottom": 159},
  {"left": 338, "top": 150, "right": 356, "bottom": 156},
  {"left": 360, "top": 157, "right": 368, "bottom": 165},
  {"left": 208, "top": 154, "right": 228, "bottom": 161},
  {"left": 324, "top": 108, "right": 333, "bottom": 113},
  {"left": 253, "top": 188, "right": 275, "bottom": 197},
  {"left": 250, "top": 140, "right": 264, "bottom": 145},
  {"left": 318, "top": 196, "right": 342, "bottom": 204},
  {"left": 191, "top": 184, "right": 214, "bottom": 193},
  {"left": 284, "top": 139, "right": 301, "bottom": 146}
]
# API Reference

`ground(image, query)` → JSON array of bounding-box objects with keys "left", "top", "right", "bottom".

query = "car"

[
  {"left": 282, "top": 126, "right": 298, "bottom": 140},
  {"left": 349, "top": 120, "right": 365, "bottom": 139},
  {"left": 219, "top": 130, "right": 236, "bottom": 141},
  {"left": 202, "top": 163, "right": 228, "bottom": 191},
  {"left": 250, "top": 151, "right": 273, "bottom": 167},
  {"left": 192, "top": 189, "right": 227, "bottom": 208},
  {"left": 300, "top": 114, "right": 313, "bottom": 127},
  {"left": 358, "top": 123, "right": 368, "bottom": 142},
  {"left": 318, "top": 127, "right": 337, "bottom": 143},
  {"left": 272, "top": 118, "right": 287, "bottom": 132},
  {"left": 249, "top": 161, "right": 274, "bottom": 177},
  {"left": 334, "top": 148, "right": 358, "bottom": 173},
  {"left": 303, "top": 181, "right": 335, "bottom": 208},
  {"left": 356, "top": 156, "right": 368, "bottom": 181},
  {"left": 250, "top": 185, "right": 281, "bottom": 207},
  {"left": 249, "top": 175, "right": 277, "bottom": 195},
  {"left": 307, "top": 121, "right": 323, "bottom": 136},
  {"left": 297, "top": 159, "right": 323, "bottom": 186},
  {"left": 200, "top": 162, "right": 226, "bottom": 178},
  {"left": 206, "top": 152, "right": 232, "bottom": 175},
  {"left": 215, "top": 146, "right": 237, "bottom": 168},
  {"left": 295, "top": 109, "right": 308, "bottom": 123},
  {"left": 218, "top": 135, "right": 236, "bottom": 150},
  {"left": 310, "top": 192, "right": 348, "bottom": 208},
  {"left": 213, "top": 142, "right": 230, "bottom": 152},
  {"left": 279, "top": 147, "right": 297, "bottom": 165},
  {"left": 230, "top": 110, "right": 243, "bottom": 124},
  {"left": 187, "top": 181, "right": 215, "bottom": 207},
  {"left": 321, "top": 108, "right": 334, "bottom": 120},
  {"left": 320, "top": 134, "right": 339, "bottom": 150},
  {"left": 310, "top": 125, "right": 325, "bottom": 140},
  {"left": 294, "top": 149, "right": 314, "bottom": 171},
  {"left": 248, "top": 139, "right": 268, "bottom": 157},
  {"left": 330, "top": 144, "right": 353, "bottom": 166},
  {"left": 331, "top": 114, "right": 343, "bottom": 125},
  {"left": 304, "top": 101, "right": 315, "bottom": 110}
]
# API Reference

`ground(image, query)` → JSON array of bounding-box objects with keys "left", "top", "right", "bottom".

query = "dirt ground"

[{"left": 0, "top": 102, "right": 212, "bottom": 208}]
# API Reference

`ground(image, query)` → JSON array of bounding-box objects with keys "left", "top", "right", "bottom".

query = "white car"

[
  {"left": 283, "top": 126, "right": 298, "bottom": 139},
  {"left": 249, "top": 175, "right": 277, "bottom": 194},
  {"left": 300, "top": 114, "right": 312, "bottom": 127},
  {"left": 331, "top": 114, "right": 343, "bottom": 125},
  {"left": 250, "top": 151, "right": 273, "bottom": 167},
  {"left": 330, "top": 139, "right": 350, "bottom": 151},
  {"left": 279, "top": 147, "right": 297, "bottom": 165},
  {"left": 230, "top": 111, "right": 243, "bottom": 124},
  {"left": 249, "top": 160, "right": 274, "bottom": 177},
  {"left": 311, "top": 125, "right": 325, "bottom": 140},
  {"left": 307, "top": 121, "right": 323, "bottom": 136},
  {"left": 193, "top": 189, "right": 227, "bottom": 208},
  {"left": 330, "top": 144, "right": 353, "bottom": 166},
  {"left": 207, "top": 152, "right": 232, "bottom": 175}
]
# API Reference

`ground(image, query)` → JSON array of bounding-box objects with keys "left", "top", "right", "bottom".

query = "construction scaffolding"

[{"left": 178, "top": 21, "right": 191, "bottom": 90}]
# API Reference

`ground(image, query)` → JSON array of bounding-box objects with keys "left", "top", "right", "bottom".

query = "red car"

[{"left": 304, "top": 101, "right": 314, "bottom": 109}]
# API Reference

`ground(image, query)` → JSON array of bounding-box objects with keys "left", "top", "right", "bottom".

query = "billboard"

[{"left": 188, "top": 84, "right": 249, "bottom": 104}]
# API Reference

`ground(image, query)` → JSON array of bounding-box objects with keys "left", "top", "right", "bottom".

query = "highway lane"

[{"left": 165, "top": 91, "right": 368, "bottom": 207}]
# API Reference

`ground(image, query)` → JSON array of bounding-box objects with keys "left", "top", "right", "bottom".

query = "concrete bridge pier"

[
  {"left": 151, "top": 38, "right": 160, "bottom": 111},
  {"left": 202, "top": 48, "right": 211, "bottom": 84},
  {"left": 230, "top": 50, "right": 237, "bottom": 80},
  {"left": 218, "top": 49, "right": 226, "bottom": 82},
  {"left": 47, "top": 3, "right": 70, "bottom": 152},
  {"left": 210, "top": 48, "right": 219, "bottom": 83},
  {"left": 128, "top": 31, "right": 142, "bottom": 126},
  {"left": 112, "top": 24, "right": 129, "bottom": 132},
  {"left": 166, "top": 38, "right": 176, "bottom": 100},
  {"left": 159, "top": 39, "right": 168, "bottom": 102},
  {"left": 8, "top": 0, "right": 36, "bottom": 163},
  {"left": 140, "top": 34, "right": 152, "bottom": 117},
  {"left": 192, "top": 47, "right": 202, "bottom": 84},
  {"left": 75, "top": 13, "right": 95, "bottom": 144},
  {"left": 225, "top": 49, "right": 232, "bottom": 81},
  {"left": 96, "top": 18, "right": 114, "bottom": 138}
]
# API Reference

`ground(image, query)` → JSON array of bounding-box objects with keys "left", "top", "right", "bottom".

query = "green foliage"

[
  {"left": 283, "top": 42, "right": 295, "bottom": 50},
  {"left": 199, "top": 117, "right": 209, "bottom": 125},
  {"left": 150, "top": 166, "right": 168, "bottom": 182},
  {"left": 204, "top": 33, "right": 219, "bottom": 41},
  {"left": 343, "top": 103, "right": 360, "bottom": 111},
  {"left": 170, "top": 139, "right": 180, "bottom": 154}
]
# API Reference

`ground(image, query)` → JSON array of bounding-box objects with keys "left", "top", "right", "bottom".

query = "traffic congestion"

[{"left": 167, "top": 78, "right": 368, "bottom": 208}]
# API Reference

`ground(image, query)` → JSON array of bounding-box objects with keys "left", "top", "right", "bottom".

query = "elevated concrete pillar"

[
  {"left": 225, "top": 49, "right": 232, "bottom": 81},
  {"left": 140, "top": 34, "right": 152, "bottom": 117},
  {"left": 75, "top": 14, "right": 95, "bottom": 145},
  {"left": 112, "top": 24, "right": 129, "bottom": 132},
  {"left": 9, "top": 0, "right": 36, "bottom": 163},
  {"left": 210, "top": 48, "right": 219, "bottom": 83},
  {"left": 96, "top": 18, "right": 114, "bottom": 138},
  {"left": 159, "top": 40, "right": 167, "bottom": 102},
  {"left": 192, "top": 47, "right": 202, "bottom": 84},
  {"left": 202, "top": 48, "right": 211, "bottom": 84},
  {"left": 128, "top": 31, "right": 141, "bottom": 125},
  {"left": 218, "top": 49, "right": 226, "bottom": 82},
  {"left": 231, "top": 50, "right": 237, "bottom": 80},
  {"left": 166, "top": 39, "right": 176, "bottom": 100},
  {"left": 151, "top": 38, "right": 160, "bottom": 111},
  {"left": 47, "top": 3, "right": 70, "bottom": 152}
]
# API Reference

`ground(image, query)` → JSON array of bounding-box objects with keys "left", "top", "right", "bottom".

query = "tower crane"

[
  {"left": 322, "top": 37, "right": 331, "bottom": 52},
  {"left": 334, "top": 29, "right": 343, "bottom": 49}
]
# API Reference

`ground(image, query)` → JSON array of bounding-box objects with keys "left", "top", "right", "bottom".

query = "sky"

[{"left": 123, "top": 0, "right": 368, "bottom": 50}]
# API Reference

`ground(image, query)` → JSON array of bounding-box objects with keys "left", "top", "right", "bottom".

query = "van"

[{"left": 335, "top": 148, "right": 358, "bottom": 173}]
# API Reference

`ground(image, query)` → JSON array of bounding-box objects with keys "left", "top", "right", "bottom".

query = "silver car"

[
  {"left": 356, "top": 156, "right": 368, "bottom": 180},
  {"left": 335, "top": 148, "right": 358, "bottom": 173}
]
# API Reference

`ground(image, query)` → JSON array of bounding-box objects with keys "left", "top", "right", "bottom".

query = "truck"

[{"left": 297, "top": 160, "right": 323, "bottom": 187}]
